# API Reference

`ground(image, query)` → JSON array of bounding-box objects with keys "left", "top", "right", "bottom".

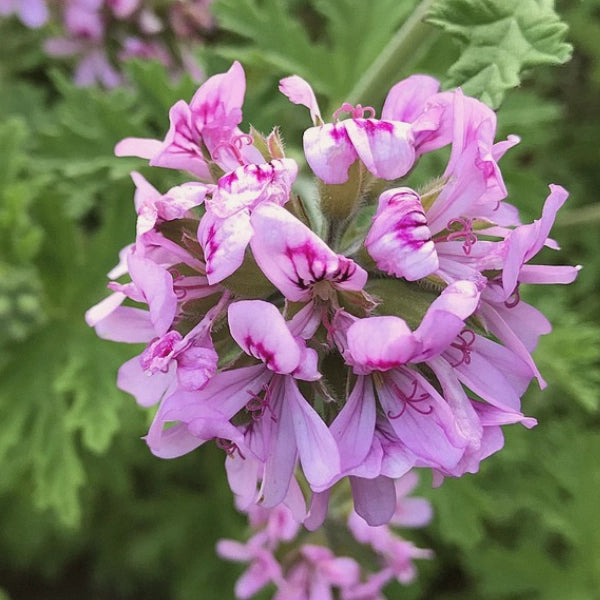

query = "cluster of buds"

[
  {"left": 87, "top": 61, "right": 578, "bottom": 530},
  {"left": 0, "top": 0, "right": 215, "bottom": 86},
  {"left": 217, "top": 472, "right": 433, "bottom": 600}
]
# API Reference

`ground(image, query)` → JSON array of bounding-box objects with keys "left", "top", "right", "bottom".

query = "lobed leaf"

[{"left": 427, "top": 0, "right": 572, "bottom": 107}]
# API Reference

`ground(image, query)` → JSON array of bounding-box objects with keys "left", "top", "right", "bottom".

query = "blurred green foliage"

[{"left": 0, "top": 1, "right": 598, "bottom": 599}]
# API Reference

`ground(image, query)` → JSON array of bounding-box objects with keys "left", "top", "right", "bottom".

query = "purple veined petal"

[
  {"left": 304, "top": 490, "right": 331, "bottom": 532},
  {"left": 502, "top": 185, "right": 569, "bottom": 296},
  {"left": 444, "top": 89, "right": 498, "bottom": 176},
  {"left": 476, "top": 301, "right": 546, "bottom": 388},
  {"left": 412, "top": 280, "right": 480, "bottom": 361},
  {"left": 485, "top": 298, "right": 551, "bottom": 352},
  {"left": 428, "top": 356, "right": 483, "bottom": 450},
  {"left": 189, "top": 61, "right": 245, "bottom": 134},
  {"left": 381, "top": 74, "right": 441, "bottom": 123},
  {"left": 365, "top": 188, "right": 438, "bottom": 280},
  {"left": 207, "top": 158, "right": 298, "bottom": 219},
  {"left": 250, "top": 203, "right": 367, "bottom": 301},
  {"left": 303, "top": 123, "right": 358, "bottom": 184},
  {"left": 448, "top": 330, "right": 533, "bottom": 409},
  {"left": 117, "top": 355, "right": 176, "bottom": 407},
  {"left": 518, "top": 264, "right": 580, "bottom": 285},
  {"left": 115, "top": 137, "right": 163, "bottom": 160},
  {"left": 127, "top": 253, "right": 177, "bottom": 336},
  {"left": 198, "top": 209, "right": 253, "bottom": 284},
  {"left": 286, "top": 377, "right": 341, "bottom": 491},
  {"left": 279, "top": 75, "right": 322, "bottom": 125},
  {"left": 149, "top": 100, "right": 212, "bottom": 179},
  {"left": 346, "top": 316, "right": 418, "bottom": 374},
  {"left": 330, "top": 375, "right": 376, "bottom": 471},
  {"left": 344, "top": 119, "right": 416, "bottom": 180},
  {"left": 377, "top": 369, "right": 466, "bottom": 470},
  {"left": 228, "top": 300, "right": 302, "bottom": 374},
  {"left": 261, "top": 378, "right": 298, "bottom": 508},
  {"left": 350, "top": 475, "right": 397, "bottom": 526},
  {"left": 91, "top": 305, "right": 156, "bottom": 343}
]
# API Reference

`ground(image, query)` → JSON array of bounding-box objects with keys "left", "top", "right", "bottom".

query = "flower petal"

[
  {"left": 251, "top": 203, "right": 367, "bottom": 301},
  {"left": 228, "top": 300, "right": 302, "bottom": 374},
  {"left": 344, "top": 119, "right": 415, "bottom": 180},
  {"left": 198, "top": 209, "right": 253, "bottom": 284},
  {"left": 366, "top": 188, "right": 438, "bottom": 280}
]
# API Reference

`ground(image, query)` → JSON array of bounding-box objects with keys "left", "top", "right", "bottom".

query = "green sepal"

[{"left": 319, "top": 160, "right": 364, "bottom": 221}]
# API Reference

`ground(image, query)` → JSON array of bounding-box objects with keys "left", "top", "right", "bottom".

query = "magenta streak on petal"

[
  {"left": 203, "top": 222, "right": 219, "bottom": 275},
  {"left": 393, "top": 209, "right": 430, "bottom": 250},
  {"left": 328, "top": 124, "right": 350, "bottom": 142},
  {"left": 353, "top": 119, "right": 394, "bottom": 134},
  {"left": 284, "top": 243, "right": 357, "bottom": 292},
  {"left": 244, "top": 336, "right": 278, "bottom": 371},
  {"left": 386, "top": 380, "right": 433, "bottom": 419}
]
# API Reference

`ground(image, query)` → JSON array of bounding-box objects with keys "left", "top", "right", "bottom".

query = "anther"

[
  {"left": 216, "top": 438, "right": 245, "bottom": 459},
  {"left": 445, "top": 217, "right": 477, "bottom": 255},
  {"left": 449, "top": 328, "right": 476, "bottom": 367},
  {"left": 387, "top": 379, "right": 432, "bottom": 419},
  {"left": 332, "top": 102, "right": 376, "bottom": 121}
]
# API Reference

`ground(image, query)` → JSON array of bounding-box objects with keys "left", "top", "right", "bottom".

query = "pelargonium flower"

[{"left": 88, "top": 62, "right": 578, "bottom": 539}]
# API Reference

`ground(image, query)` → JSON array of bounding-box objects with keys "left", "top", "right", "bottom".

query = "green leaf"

[
  {"left": 213, "top": 0, "right": 420, "bottom": 105},
  {"left": 427, "top": 0, "right": 572, "bottom": 107}
]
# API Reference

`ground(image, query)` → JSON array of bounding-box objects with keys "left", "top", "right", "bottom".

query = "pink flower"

[
  {"left": 279, "top": 75, "right": 419, "bottom": 184},
  {"left": 199, "top": 158, "right": 298, "bottom": 283},
  {"left": 115, "top": 61, "right": 264, "bottom": 179},
  {"left": 146, "top": 300, "right": 341, "bottom": 505}
]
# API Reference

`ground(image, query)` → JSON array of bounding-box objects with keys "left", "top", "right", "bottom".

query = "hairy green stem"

[{"left": 340, "top": 0, "right": 439, "bottom": 108}]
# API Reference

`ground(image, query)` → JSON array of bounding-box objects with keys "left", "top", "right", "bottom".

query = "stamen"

[
  {"left": 212, "top": 133, "right": 253, "bottom": 167},
  {"left": 332, "top": 102, "right": 376, "bottom": 121},
  {"left": 215, "top": 438, "right": 245, "bottom": 459},
  {"left": 387, "top": 379, "right": 432, "bottom": 419},
  {"left": 444, "top": 217, "right": 477, "bottom": 255},
  {"left": 449, "top": 328, "right": 476, "bottom": 367},
  {"left": 245, "top": 384, "right": 276, "bottom": 422}
]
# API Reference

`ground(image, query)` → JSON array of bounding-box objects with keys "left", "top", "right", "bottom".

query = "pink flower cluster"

[
  {"left": 1, "top": 0, "right": 214, "bottom": 86},
  {"left": 217, "top": 472, "right": 433, "bottom": 600},
  {"left": 87, "top": 61, "right": 579, "bottom": 529}
]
